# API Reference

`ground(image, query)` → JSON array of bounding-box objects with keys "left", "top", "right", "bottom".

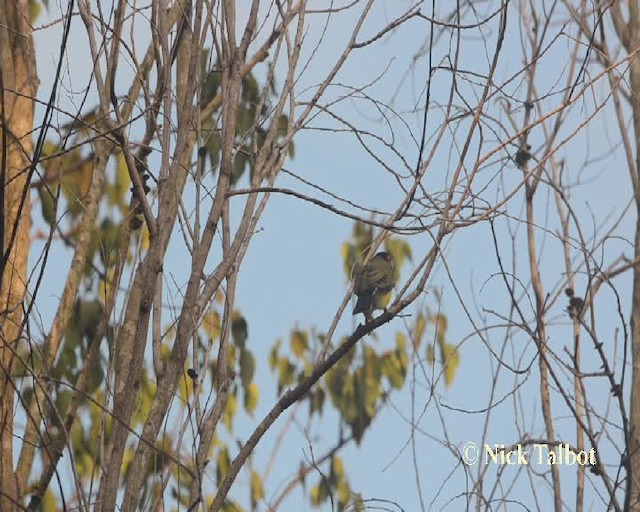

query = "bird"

[{"left": 352, "top": 251, "right": 395, "bottom": 322}]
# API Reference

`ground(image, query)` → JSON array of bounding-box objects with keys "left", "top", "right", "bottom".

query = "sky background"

[{"left": 22, "top": 1, "right": 635, "bottom": 510}]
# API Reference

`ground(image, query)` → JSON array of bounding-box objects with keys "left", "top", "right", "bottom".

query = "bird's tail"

[{"left": 353, "top": 293, "right": 372, "bottom": 315}]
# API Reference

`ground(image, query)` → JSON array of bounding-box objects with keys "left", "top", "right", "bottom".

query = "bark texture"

[{"left": 0, "top": 0, "right": 38, "bottom": 509}]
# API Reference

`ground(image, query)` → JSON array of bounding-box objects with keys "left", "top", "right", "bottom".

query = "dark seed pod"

[
  {"left": 515, "top": 148, "right": 532, "bottom": 168},
  {"left": 569, "top": 296, "right": 584, "bottom": 311},
  {"left": 568, "top": 296, "right": 584, "bottom": 319},
  {"left": 612, "top": 384, "right": 621, "bottom": 397}
]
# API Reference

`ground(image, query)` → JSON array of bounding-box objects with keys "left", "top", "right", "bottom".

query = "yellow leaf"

[
  {"left": 290, "top": 330, "right": 308, "bottom": 358},
  {"left": 111, "top": 151, "right": 132, "bottom": 204},
  {"left": 434, "top": 313, "right": 448, "bottom": 334},
  {"left": 116, "top": 151, "right": 130, "bottom": 185},
  {"left": 217, "top": 447, "right": 230, "bottom": 484},
  {"left": 122, "top": 448, "right": 134, "bottom": 476},
  {"left": 426, "top": 344, "right": 435, "bottom": 365},
  {"left": 251, "top": 470, "right": 265, "bottom": 505},
  {"left": 332, "top": 455, "right": 345, "bottom": 478},
  {"left": 277, "top": 358, "right": 295, "bottom": 390},
  {"left": 414, "top": 313, "right": 426, "bottom": 347},
  {"left": 269, "top": 339, "right": 281, "bottom": 370},
  {"left": 337, "top": 480, "right": 350, "bottom": 506},
  {"left": 223, "top": 393, "right": 237, "bottom": 431},
  {"left": 41, "top": 489, "right": 58, "bottom": 512},
  {"left": 141, "top": 223, "right": 150, "bottom": 251},
  {"left": 179, "top": 371, "right": 194, "bottom": 402},
  {"left": 443, "top": 343, "right": 460, "bottom": 387},
  {"left": 239, "top": 348, "right": 256, "bottom": 386},
  {"left": 228, "top": 344, "right": 237, "bottom": 368},
  {"left": 382, "top": 354, "right": 403, "bottom": 388},
  {"left": 244, "top": 382, "right": 259, "bottom": 415},
  {"left": 202, "top": 309, "right": 221, "bottom": 339}
]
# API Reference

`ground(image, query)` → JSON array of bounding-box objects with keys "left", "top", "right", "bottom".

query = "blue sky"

[{"left": 25, "top": 2, "right": 636, "bottom": 510}]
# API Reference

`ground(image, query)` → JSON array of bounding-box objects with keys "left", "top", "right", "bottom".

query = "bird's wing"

[{"left": 365, "top": 259, "right": 394, "bottom": 290}]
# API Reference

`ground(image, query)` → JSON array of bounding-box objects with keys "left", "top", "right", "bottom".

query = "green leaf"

[
  {"left": 201, "top": 69, "right": 220, "bottom": 107},
  {"left": 239, "top": 348, "right": 255, "bottom": 387},
  {"left": 55, "top": 390, "right": 72, "bottom": 421},
  {"left": 276, "top": 114, "right": 289, "bottom": 137},
  {"left": 382, "top": 354, "right": 404, "bottom": 389},
  {"left": 277, "top": 357, "right": 296, "bottom": 392},
  {"left": 269, "top": 339, "right": 281, "bottom": 370},
  {"left": 242, "top": 74, "right": 259, "bottom": 102},
  {"left": 205, "top": 129, "right": 221, "bottom": 171},
  {"left": 326, "top": 362, "right": 347, "bottom": 405},
  {"left": 39, "top": 185, "right": 57, "bottom": 225},
  {"left": 231, "top": 151, "right": 247, "bottom": 185},
  {"left": 64, "top": 318, "right": 82, "bottom": 352},
  {"left": 414, "top": 313, "right": 426, "bottom": 348},
  {"left": 87, "top": 357, "right": 104, "bottom": 393},
  {"left": 232, "top": 312, "right": 248, "bottom": 347},
  {"left": 216, "top": 447, "right": 230, "bottom": 485},
  {"left": 310, "top": 387, "right": 325, "bottom": 415},
  {"left": 77, "top": 299, "right": 103, "bottom": 343}
]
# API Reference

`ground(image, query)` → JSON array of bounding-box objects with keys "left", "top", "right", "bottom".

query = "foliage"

[{"left": 199, "top": 51, "right": 295, "bottom": 185}]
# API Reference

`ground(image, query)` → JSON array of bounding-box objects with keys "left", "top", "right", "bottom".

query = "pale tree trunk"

[
  {"left": 614, "top": 1, "right": 640, "bottom": 509},
  {"left": 628, "top": 54, "right": 640, "bottom": 509},
  {"left": 0, "top": 0, "right": 38, "bottom": 509}
]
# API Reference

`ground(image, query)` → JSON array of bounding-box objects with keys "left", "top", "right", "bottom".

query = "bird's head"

[{"left": 375, "top": 251, "right": 394, "bottom": 267}]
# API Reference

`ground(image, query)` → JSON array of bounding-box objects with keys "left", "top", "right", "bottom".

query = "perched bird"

[{"left": 352, "top": 251, "right": 395, "bottom": 322}]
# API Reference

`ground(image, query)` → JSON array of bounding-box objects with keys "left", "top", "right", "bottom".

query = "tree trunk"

[
  {"left": 0, "top": 0, "right": 38, "bottom": 509},
  {"left": 627, "top": 2, "right": 640, "bottom": 507},
  {"left": 628, "top": 55, "right": 640, "bottom": 511}
]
